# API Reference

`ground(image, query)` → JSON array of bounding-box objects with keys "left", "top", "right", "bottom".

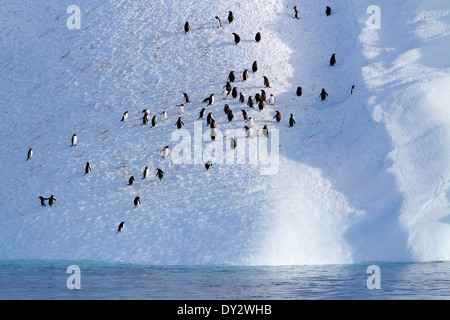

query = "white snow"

[{"left": 0, "top": 0, "right": 449, "bottom": 265}]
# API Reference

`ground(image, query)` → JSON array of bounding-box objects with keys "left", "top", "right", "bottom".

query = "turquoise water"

[{"left": 0, "top": 260, "right": 449, "bottom": 300}]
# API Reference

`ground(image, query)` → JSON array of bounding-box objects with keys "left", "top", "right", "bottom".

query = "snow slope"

[{"left": 0, "top": 0, "right": 449, "bottom": 265}]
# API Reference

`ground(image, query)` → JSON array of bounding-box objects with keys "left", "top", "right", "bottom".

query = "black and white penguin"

[
  {"left": 121, "top": 111, "right": 128, "bottom": 122},
  {"left": 232, "top": 33, "right": 240, "bottom": 45},
  {"left": 289, "top": 114, "right": 296, "bottom": 127},
  {"left": 262, "top": 125, "right": 269, "bottom": 138},
  {"left": 221, "top": 89, "right": 229, "bottom": 100},
  {"left": 239, "top": 92, "right": 245, "bottom": 104},
  {"left": 243, "top": 69, "right": 249, "bottom": 81},
  {"left": 210, "top": 118, "right": 216, "bottom": 129},
  {"left": 227, "top": 109, "right": 234, "bottom": 122},
  {"left": 205, "top": 160, "right": 213, "bottom": 171},
  {"left": 117, "top": 221, "right": 124, "bottom": 233},
  {"left": 184, "top": 21, "right": 190, "bottom": 33},
  {"left": 142, "top": 108, "right": 150, "bottom": 116},
  {"left": 228, "top": 11, "right": 234, "bottom": 24},
  {"left": 198, "top": 108, "right": 206, "bottom": 120},
  {"left": 273, "top": 111, "right": 281, "bottom": 123},
  {"left": 330, "top": 53, "right": 336, "bottom": 66},
  {"left": 224, "top": 104, "right": 230, "bottom": 115},
  {"left": 142, "top": 166, "right": 149, "bottom": 179},
  {"left": 39, "top": 196, "right": 46, "bottom": 207},
  {"left": 215, "top": 16, "right": 222, "bottom": 28},
  {"left": 269, "top": 94, "right": 275, "bottom": 105},
  {"left": 296, "top": 86, "right": 303, "bottom": 97},
  {"left": 224, "top": 81, "right": 232, "bottom": 93},
  {"left": 177, "top": 104, "right": 185, "bottom": 114},
  {"left": 248, "top": 117, "right": 254, "bottom": 128},
  {"left": 230, "top": 138, "right": 237, "bottom": 150},
  {"left": 293, "top": 6, "right": 299, "bottom": 19},
  {"left": 203, "top": 94, "right": 215, "bottom": 105},
  {"left": 351, "top": 85, "right": 355, "bottom": 94},
  {"left": 252, "top": 61, "right": 258, "bottom": 73},
  {"left": 175, "top": 117, "right": 184, "bottom": 129},
  {"left": 254, "top": 93, "right": 261, "bottom": 103},
  {"left": 320, "top": 88, "right": 328, "bottom": 101},
  {"left": 160, "top": 111, "right": 168, "bottom": 122},
  {"left": 128, "top": 176, "right": 135, "bottom": 185},
  {"left": 183, "top": 92, "right": 190, "bottom": 103},
  {"left": 134, "top": 196, "right": 141, "bottom": 207},
  {"left": 48, "top": 195, "right": 56, "bottom": 207},
  {"left": 255, "top": 32, "right": 261, "bottom": 42},
  {"left": 85, "top": 162, "right": 91, "bottom": 175},
  {"left": 207, "top": 112, "right": 213, "bottom": 126},
  {"left": 156, "top": 168, "right": 165, "bottom": 181},
  {"left": 326, "top": 6, "right": 331, "bottom": 16},
  {"left": 142, "top": 113, "right": 149, "bottom": 125},
  {"left": 232, "top": 87, "right": 238, "bottom": 99},
  {"left": 263, "top": 76, "right": 271, "bottom": 88},
  {"left": 151, "top": 115, "right": 157, "bottom": 127},
  {"left": 241, "top": 109, "right": 248, "bottom": 121},
  {"left": 247, "top": 96, "right": 254, "bottom": 109},
  {"left": 161, "top": 145, "right": 169, "bottom": 159},
  {"left": 228, "top": 71, "right": 235, "bottom": 83},
  {"left": 261, "top": 90, "right": 267, "bottom": 102},
  {"left": 27, "top": 148, "right": 33, "bottom": 161},
  {"left": 244, "top": 125, "right": 251, "bottom": 138},
  {"left": 71, "top": 134, "right": 77, "bottom": 147},
  {"left": 258, "top": 99, "right": 265, "bottom": 111}
]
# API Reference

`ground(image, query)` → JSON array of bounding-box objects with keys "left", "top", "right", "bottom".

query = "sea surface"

[{"left": 0, "top": 260, "right": 449, "bottom": 300}]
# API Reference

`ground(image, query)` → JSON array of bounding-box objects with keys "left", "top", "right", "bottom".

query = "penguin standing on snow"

[
  {"left": 203, "top": 94, "right": 215, "bottom": 105},
  {"left": 230, "top": 138, "right": 237, "bottom": 150},
  {"left": 241, "top": 109, "right": 249, "bottom": 121},
  {"left": 27, "top": 148, "right": 33, "bottom": 161},
  {"left": 175, "top": 117, "right": 184, "bottom": 129},
  {"left": 48, "top": 195, "right": 56, "bottom": 207},
  {"left": 151, "top": 115, "right": 157, "bottom": 127},
  {"left": 161, "top": 145, "right": 169, "bottom": 159},
  {"left": 326, "top": 6, "right": 331, "bottom": 16},
  {"left": 296, "top": 86, "right": 303, "bottom": 97},
  {"left": 243, "top": 69, "right": 249, "bottom": 81},
  {"left": 142, "top": 112, "right": 149, "bottom": 125},
  {"left": 293, "top": 6, "right": 299, "bottom": 19},
  {"left": 160, "top": 111, "right": 168, "bottom": 121},
  {"left": 227, "top": 109, "right": 234, "bottom": 122},
  {"left": 183, "top": 93, "right": 190, "bottom": 103},
  {"left": 320, "top": 88, "right": 328, "bottom": 101},
  {"left": 273, "top": 111, "right": 281, "bottom": 123},
  {"left": 85, "top": 162, "right": 91, "bottom": 175},
  {"left": 262, "top": 125, "right": 269, "bottom": 138},
  {"left": 210, "top": 118, "right": 216, "bottom": 129},
  {"left": 351, "top": 85, "right": 355, "bottom": 95},
  {"left": 247, "top": 96, "right": 254, "bottom": 109},
  {"left": 248, "top": 117, "right": 254, "bottom": 128},
  {"left": 215, "top": 16, "right": 222, "bottom": 28},
  {"left": 128, "top": 176, "right": 135, "bottom": 185},
  {"left": 142, "top": 166, "right": 149, "bottom": 179},
  {"left": 239, "top": 92, "right": 245, "bottom": 104},
  {"left": 39, "top": 196, "right": 46, "bottom": 207},
  {"left": 156, "top": 168, "right": 165, "bottom": 181},
  {"left": 71, "top": 134, "right": 77, "bottom": 147},
  {"left": 228, "top": 71, "right": 235, "bottom": 83},
  {"left": 330, "top": 53, "right": 336, "bottom": 66},
  {"left": 205, "top": 160, "right": 213, "bottom": 171},
  {"left": 263, "top": 76, "right": 271, "bottom": 88},
  {"left": 184, "top": 21, "right": 190, "bottom": 33},
  {"left": 258, "top": 99, "right": 265, "bottom": 111},
  {"left": 269, "top": 94, "right": 275, "bottom": 105},
  {"left": 142, "top": 108, "right": 150, "bottom": 116},
  {"left": 228, "top": 11, "right": 234, "bottom": 24},
  {"left": 134, "top": 196, "right": 141, "bottom": 207},
  {"left": 224, "top": 104, "right": 230, "bottom": 115},
  {"left": 255, "top": 32, "right": 261, "bottom": 42},
  {"left": 232, "top": 33, "right": 241, "bottom": 45},
  {"left": 224, "top": 81, "right": 232, "bottom": 94},
  {"left": 207, "top": 112, "right": 213, "bottom": 126},
  {"left": 289, "top": 114, "right": 296, "bottom": 127},
  {"left": 121, "top": 111, "right": 128, "bottom": 122},
  {"left": 117, "top": 221, "right": 124, "bottom": 233},
  {"left": 177, "top": 104, "right": 185, "bottom": 114},
  {"left": 252, "top": 61, "right": 258, "bottom": 73},
  {"left": 198, "top": 108, "right": 206, "bottom": 120},
  {"left": 245, "top": 125, "right": 251, "bottom": 138},
  {"left": 221, "top": 89, "right": 229, "bottom": 100},
  {"left": 232, "top": 87, "right": 238, "bottom": 99},
  {"left": 261, "top": 90, "right": 267, "bottom": 102}
]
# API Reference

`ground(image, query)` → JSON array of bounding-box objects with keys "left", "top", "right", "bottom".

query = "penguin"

[
  {"left": 48, "top": 195, "right": 56, "bottom": 207},
  {"left": 210, "top": 128, "right": 217, "bottom": 141},
  {"left": 351, "top": 85, "right": 355, "bottom": 95},
  {"left": 320, "top": 88, "right": 328, "bottom": 101},
  {"left": 71, "top": 134, "right": 77, "bottom": 147},
  {"left": 261, "top": 90, "right": 267, "bottom": 102},
  {"left": 184, "top": 21, "right": 190, "bottom": 33},
  {"left": 156, "top": 168, "right": 165, "bottom": 181},
  {"left": 248, "top": 117, "right": 254, "bottom": 128},
  {"left": 330, "top": 53, "right": 336, "bottom": 66},
  {"left": 175, "top": 117, "right": 184, "bottom": 129},
  {"left": 227, "top": 109, "right": 234, "bottom": 122},
  {"left": 142, "top": 113, "right": 149, "bottom": 125},
  {"left": 161, "top": 145, "right": 169, "bottom": 159},
  {"left": 293, "top": 6, "right": 299, "bottom": 19},
  {"left": 326, "top": 6, "right": 331, "bottom": 16},
  {"left": 247, "top": 96, "right": 254, "bottom": 109},
  {"left": 121, "top": 111, "right": 128, "bottom": 122},
  {"left": 142, "top": 166, "right": 149, "bottom": 179},
  {"left": 230, "top": 138, "right": 237, "bottom": 150},
  {"left": 255, "top": 93, "right": 261, "bottom": 104},
  {"left": 255, "top": 32, "right": 261, "bottom": 43},
  {"left": 151, "top": 115, "right": 157, "bottom": 127},
  {"left": 241, "top": 109, "right": 248, "bottom": 121},
  {"left": 289, "top": 114, "right": 296, "bottom": 127},
  {"left": 228, "top": 11, "right": 234, "bottom": 24},
  {"left": 269, "top": 94, "right": 275, "bottom": 105},
  {"left": 224, "top": 104, "right": 230, "bottom": 115},
  {"left": 117, "top": 221, "right": 124, "bottom": 233},
  {"left": 210, "top": 118, "right": 216, "bottom": 129},
  {"left": 134, "top": 196, "right": 141, "bottom": 207},
  {"left": 241, "top": 70, "right": 249, "bottom": 82},
  {"left": 27, "top": 148, "right": 33, "bottom": 161},
  {"left": 224, "top": 81, "right": 232, "bottom": 93},
  {"left": 262, "top": 125, "right": 269, "bottom": 138},
  {"left": 232, "top": 87, "right": 238, "bottom": 99},
  {"left": 85, "top": 162, "right": 91, "bottom": 175},
  {"left": 205, "top": 160, "right": 213, "bottom": 171},
  {"left": 128, "top": 176, "right": 135, "bottom": 185},
  {"left": 160, "top": 111, "right": 168, "bottom": 121},
  {"left": 207, "top": 112, "right": 213, "bottom": 126},
  {"left": 39, "top": 196, "right": 46, "bottom": 207},
  {"left": 273, "top": 111, "right": 281, "bottom": 123},
  {"left": 258, "top": 99, "right": 265, "bottom": 111},
  {"left": 228, "top": 71, "right": 235, "bottom": 83},
  {"left": 252, "top": 61, "right": 258, "bottom": 73},
  {"left": 296, "top": 86, "right": 303, "bottom": 97},
  {"left": 142, "top": 108, "right": 151, "bottom": 116},
  {"left": 198, "top": 108, "right": 206, "bottom": 120},
  {"left": 239, "top": 92, "right": 245, "bottom": 104},
  {"left": 221, "top": 89, "right": 229, "bottom": 100},
  {"left": 177, "top": 104, "right": 185, "bottom": 114},
  {"left": 232, "top": 33, "right": 240, "bottom": 45},
  {"left": 263, "top": 76, "right": 271, "bottom": 88},
  {"left": 215, "top": 16, "right": 222, "bottom": 28},
  {"left": 244, "top": 125, "right": 251, "bottom": 138},
  {"left": 183, "top": 92, "right": 190, "bottom": 103},
  {"left": 202, "top": 94, "right": 215, "bottom": 105}
]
